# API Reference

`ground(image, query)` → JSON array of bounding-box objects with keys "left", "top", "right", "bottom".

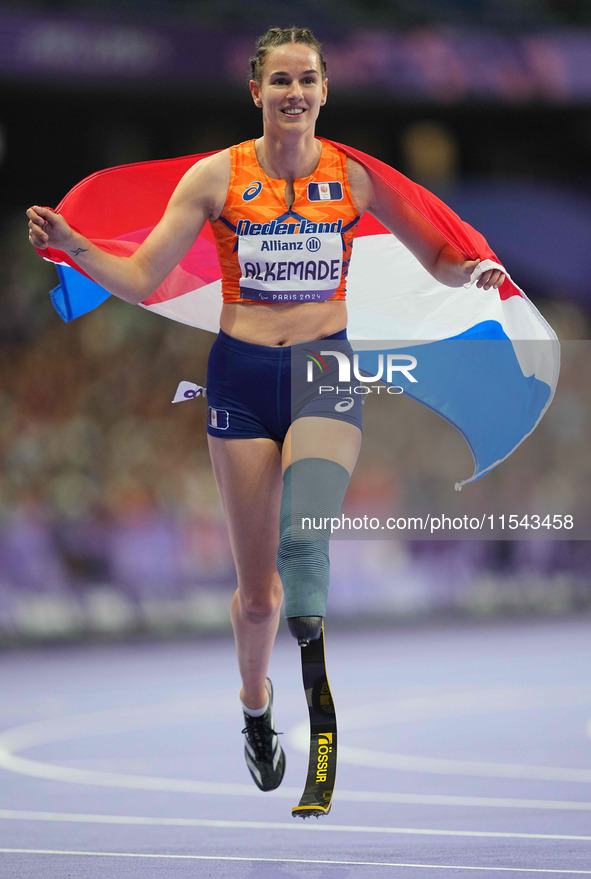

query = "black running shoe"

[{"left": 242, "top": 679, "right": 286, "bottom": 791}]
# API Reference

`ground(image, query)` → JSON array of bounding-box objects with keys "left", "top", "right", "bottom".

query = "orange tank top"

[{"left": 211, "top": 139, "right": 360, "bottom": 304}]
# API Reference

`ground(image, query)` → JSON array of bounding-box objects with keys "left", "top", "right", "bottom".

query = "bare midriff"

[{"left": 219, "top": 300, "right": 348, "bottom": 347}]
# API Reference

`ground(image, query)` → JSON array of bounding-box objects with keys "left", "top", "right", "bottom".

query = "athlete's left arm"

[{"left": 346, "top": 157, "right": 505, "bottom": 290}]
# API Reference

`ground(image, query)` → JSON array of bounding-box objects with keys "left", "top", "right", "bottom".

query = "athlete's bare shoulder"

[
  {"left": 345, "top": 155, "right": 373, "bottom": 215},
  {"left": 174, "top": 148, "right": 232, "bottom": 220},
  {"left": 186, "top": 148, "right": 231, "bottom": 182}
]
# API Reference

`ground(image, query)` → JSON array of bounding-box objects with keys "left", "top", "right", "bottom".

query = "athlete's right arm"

[{"left": 26, "top": 150, "right": 231, "bottom": 305}]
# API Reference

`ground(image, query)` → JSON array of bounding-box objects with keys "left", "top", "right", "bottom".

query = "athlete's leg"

[
  {"left": 279, "top": 417, "right": 362, "bottom": 637},
  {"left": 208, "top": 434, "right": 284, "bottom": 712},
  {"left": 283, "top": 416, "right": 362, "bottom": 474},
  {"left": 282, "top": 418, "right": 362, "bottom": 813}
]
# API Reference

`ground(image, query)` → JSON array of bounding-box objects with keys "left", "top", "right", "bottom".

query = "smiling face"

[{"left": 250, "top": 42, "right": 328, "bottom": 137}]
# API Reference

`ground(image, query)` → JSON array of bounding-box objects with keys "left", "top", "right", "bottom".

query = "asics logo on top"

[{"left": 242, "top": 182, "right": 263, "bottom": 201}]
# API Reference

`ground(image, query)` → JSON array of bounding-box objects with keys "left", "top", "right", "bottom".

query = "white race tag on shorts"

[{"left": 172, "top": 381, "right": 205, "bottom": 403}]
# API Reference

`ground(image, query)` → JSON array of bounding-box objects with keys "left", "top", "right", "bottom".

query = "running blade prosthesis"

[{"left": 292, "top": 623, "right": 337, "bottom": 819}]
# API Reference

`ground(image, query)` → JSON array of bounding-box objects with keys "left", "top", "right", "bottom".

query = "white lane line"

[
  {"left": 332, "top": 687, "right": 591, "bottom": 733},
  {"left": 1, "top": 848, "right": 591, "bottom": 873},
  {"left": 2, "top": 694, "right": 591, "bottom": 812},
  {"left": 337, "top": 793, "right": 591, "bottom": 812},
  {"left": 1, "top": 808, "right": 591, "bottom": 842},
  {"left": 287, "top": 686, "right": 591, "bottom": 783},
  {"left": 3, "top": 741, "right": 591, "bottom": 814},
  {"left": 6, "top": 739, "right": 591, "bottom": 792},
  {"left": 0, "top": 747, "right": 282, "bottom": 797},
  {"left": 0, "top": 696, "right": 235, "bottom": 753},
  {"left": 4, "top": 742, "right": 591, "bottom": 812},
  {"left": 334, "top": 746, "right": 591, "bottom": 783}
]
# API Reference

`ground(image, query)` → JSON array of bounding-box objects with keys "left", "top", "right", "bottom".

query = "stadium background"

[{"left": 0, "top": 0, "right": 590, "bottom": 643}]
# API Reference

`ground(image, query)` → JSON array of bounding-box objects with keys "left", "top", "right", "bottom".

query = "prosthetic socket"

[{"left": 277, "top": 458, "right": 350, "bottom": 645}]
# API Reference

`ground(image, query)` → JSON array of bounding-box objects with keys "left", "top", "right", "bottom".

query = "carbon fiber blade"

[{"left": 292, "top": 624, "right": 337, "bottom": 818}]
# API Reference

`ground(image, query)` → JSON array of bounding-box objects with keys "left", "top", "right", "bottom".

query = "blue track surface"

[{"left": 1, "top": 618, "right": 591, "bottom": 877}]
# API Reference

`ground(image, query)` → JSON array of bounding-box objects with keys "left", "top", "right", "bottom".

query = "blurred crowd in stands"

[{"left": 0, "top": 192, "right": 589, "bottom": 639}]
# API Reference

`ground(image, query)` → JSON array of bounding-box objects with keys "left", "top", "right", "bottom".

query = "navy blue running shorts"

[{"left": 206, "top": 328, "right": 363, "bottom": 441}]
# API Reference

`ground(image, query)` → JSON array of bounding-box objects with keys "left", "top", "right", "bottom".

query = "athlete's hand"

[
  {"left": 27, "top": 205, "right": 75, "bottom": 251},
  {"left": 462, "top": 258, "right": 506, "bottom": 290}
]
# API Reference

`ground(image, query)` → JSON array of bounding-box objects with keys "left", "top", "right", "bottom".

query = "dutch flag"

[{"left": 38, "top": 141, "right": 559, "bottom": 489}]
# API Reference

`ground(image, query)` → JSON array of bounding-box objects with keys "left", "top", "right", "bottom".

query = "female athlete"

[{"left": 27, "top": 26, "right": 505, "bottom": 794}]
